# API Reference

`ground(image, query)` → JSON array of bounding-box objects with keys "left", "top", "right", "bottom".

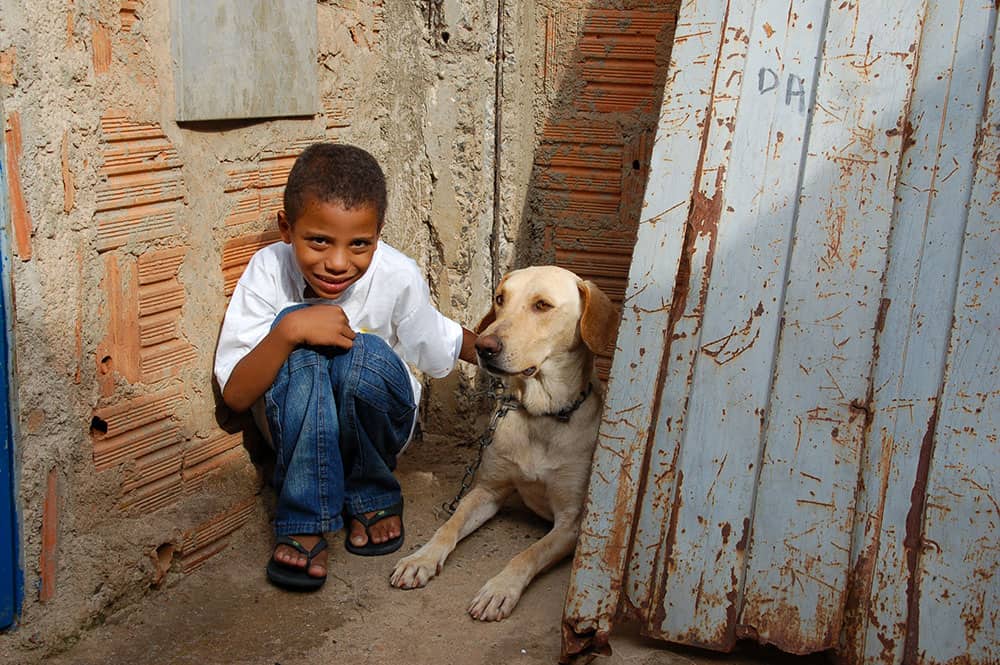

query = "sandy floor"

[{"left": 16, "top": 438, "right": 829, "bottom": 665}]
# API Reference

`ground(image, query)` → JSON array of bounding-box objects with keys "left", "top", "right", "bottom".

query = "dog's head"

[{"left": 474, "top": 266, "right": 617, "bottom": 378}]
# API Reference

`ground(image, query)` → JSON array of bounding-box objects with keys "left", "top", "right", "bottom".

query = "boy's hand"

[{"left": 277, "top": 304, "right": 357, "bottom": 349}]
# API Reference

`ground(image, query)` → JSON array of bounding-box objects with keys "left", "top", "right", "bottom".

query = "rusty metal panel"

[
  {"left": 842, "top": 3, "right": 998, "bottom": 665},
  {"left": 563, "top": 0, "right": 1000, "bottom": 663},
  {"left": 738, "top": 1, "right": 926, "bottom": 652},
  {"left": 561, "top": 4, "right": 729, "bottom": 658},
  {"left": 915, "top": 14, "right": 1000, "bottom": 663},
  {"left": 633, "top": 0, "right": 828, "bottom": 651}
]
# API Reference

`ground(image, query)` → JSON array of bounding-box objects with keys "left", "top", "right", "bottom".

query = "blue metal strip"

[{"left": 0, "top": 117, "right": 23, "bottom": 630}]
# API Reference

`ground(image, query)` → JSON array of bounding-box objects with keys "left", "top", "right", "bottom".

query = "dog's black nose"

[{"left": 475, "top": 334, "right": 502, "bottom": 360}]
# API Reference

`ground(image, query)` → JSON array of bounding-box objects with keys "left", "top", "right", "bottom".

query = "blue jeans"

[{"left": 264, "top": 305, "right": 415, "bottom": 536}]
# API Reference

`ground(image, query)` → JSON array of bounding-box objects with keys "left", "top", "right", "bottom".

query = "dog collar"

[{"left": 551, "top": 381, "right": 594, "bottom": 422}]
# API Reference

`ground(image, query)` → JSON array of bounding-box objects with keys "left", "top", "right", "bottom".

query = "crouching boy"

[{"left": 214, "top": 143, "right": 476, "bottom": 591}]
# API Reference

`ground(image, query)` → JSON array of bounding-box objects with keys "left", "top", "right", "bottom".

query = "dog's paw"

[
  {"left": 389, "top": 547, "right": 443, "bottom": 589},
  {"left": 468, "top": 575, "right": 523, "bottom": 621}
]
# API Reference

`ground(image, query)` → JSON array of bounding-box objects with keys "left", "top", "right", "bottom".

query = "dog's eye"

[
  {"left": 533, "top": 300, "right": 553, "bottom": 312},
  {"left": 494, "top": 294, "right": 505, "bottom": 307}
]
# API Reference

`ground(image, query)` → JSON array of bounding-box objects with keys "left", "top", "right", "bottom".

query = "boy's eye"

[
  {"left": 533, "top": 300, "right": 553, "bottom": 312},
  {"left": 494, "top": 293, "right": 505, "bottom": 307},
  {"left": 350, "top": 238, "right": 372, "bottom": 248}
]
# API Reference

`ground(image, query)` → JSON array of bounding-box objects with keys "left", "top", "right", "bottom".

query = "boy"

[{"left": 214, "top": 143, "right": 477, "bottom": 591}]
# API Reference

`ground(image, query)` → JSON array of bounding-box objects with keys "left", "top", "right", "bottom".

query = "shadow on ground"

[{"left": 24, "top": 437, "right": 831, "bottom": 665}]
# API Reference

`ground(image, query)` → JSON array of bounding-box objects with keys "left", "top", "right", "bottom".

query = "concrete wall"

[{"left": 0, "top": 0, "right": 541, "bottom": 652}]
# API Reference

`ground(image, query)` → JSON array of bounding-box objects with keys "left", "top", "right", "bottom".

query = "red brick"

[
  {"left": 61, "top": 131, "right": 75, "bottom": 212},
  {"left": 120, "top": 1, "right": 140, "bottom": 31},
  {"left": 39, "top": 468, "right": 58, "bottom": 602},
  {"left": 179, "top": 498, "right": 255, "bottom": 573},
  {"left": 91, "top": 19, "right": 111, "bottom": 74},
  {"left": 221, "top": 231, "right": 281, "bottom": 295},
  {"left": 96, "top": 111, "right": 183, "bottom": 251},
  {"left": 4, "top": 112, "right": 32, "bottom": 260},
  {"left": 0, "top": 47, "right": 15, "bottom": 86}
]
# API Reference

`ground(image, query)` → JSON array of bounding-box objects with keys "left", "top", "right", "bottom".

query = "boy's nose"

[{"left": 324, "top": 249, "right": 349, "bottom": 273}]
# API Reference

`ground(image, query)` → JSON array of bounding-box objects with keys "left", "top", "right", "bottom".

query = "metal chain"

[{"left": 442, "top": 391, "right": 519, "bottom": 514}]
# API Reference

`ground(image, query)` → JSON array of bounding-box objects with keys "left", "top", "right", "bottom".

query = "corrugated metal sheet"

[{"left": 562, "top": 1, "right": 999, "bottom": 663}]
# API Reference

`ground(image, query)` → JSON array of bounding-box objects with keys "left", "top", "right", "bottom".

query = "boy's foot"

[
  {"left": 271, "top": 534, "right": 328, "bottom": 580},
  {"left": 348, "top": 512, "right": 401, "bottom": 548},
  {"left": 266, "top": 534, "right": 328, "bottom": 592},
  {"left": 345, "top": 501, "right": 405, "bottom": 556}
]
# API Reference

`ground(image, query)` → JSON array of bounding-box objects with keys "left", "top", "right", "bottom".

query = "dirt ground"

[{"left": 10, "top": 437, "right": 831, "bottom": 665}]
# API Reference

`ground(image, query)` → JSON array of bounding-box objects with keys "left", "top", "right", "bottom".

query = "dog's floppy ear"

[
  {"left": 578, "top": 280, "right": 618, "bottom": 354},
  {"left": 475, "top": 276, "right": 507, "bottom": 333},
  {"left": 475, "top": 306, "right": 495, "bottom": 334}
]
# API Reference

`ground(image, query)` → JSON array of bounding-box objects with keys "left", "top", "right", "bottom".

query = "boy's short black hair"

[{"left": 282, "top": 142, "right": 387, "bottom": 227}]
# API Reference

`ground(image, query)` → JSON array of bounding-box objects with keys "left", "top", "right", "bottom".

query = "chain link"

[{"left": 442, "top": 390, "right": 519, "bottom": 514}]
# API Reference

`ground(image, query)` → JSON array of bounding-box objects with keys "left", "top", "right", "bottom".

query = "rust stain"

[
  {"left": 875, "top": 297, "right": 891, "bottom": 332},
  {"left": 902, "top": 409, "right": 939, "bottom": 663}
]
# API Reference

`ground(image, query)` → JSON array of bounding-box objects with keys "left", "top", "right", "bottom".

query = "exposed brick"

[
  {"left": 92, "top": 385, "right": 183, "bottom": 442},
  {"left": 136, "top": 248, "right": 195, "bottom": 383},
  {"left": 221, "top": 231, "right": 281, "bottom": 295},
  {"left": 182, "top": 432, "right": 244, "bottom": 495},
  {"left": 95, "top": 112, "right": 183, "bottom": 251},
  {"left": 99, "top": 248, "right": 195, "bottom": 388},
  {"left": 0, "top": 47, "right": 15, "bottom": 86},
  {"left": 97, "top": 254, "right": 140, "bottom": 393},
  {"left": 39, "top": 468, "right": 58, "bottom": 602},
  {"left": 323, "top": 91, "right": 354, "bottom": 135},
  {"left": 120, "top": 1, "right": 141, "bottom": 31},
  {"left": 66, "top": 0, "right": 75, "bottom": 47},
  {"left": 74, "top": 249, "right": 84, "bottom": 384},
  {"left": 223, "top": 144, "right": 312, "bottom": 227},
  {"left": 180, "top": 498, "right": 255, "bottom": 573},
  {"left": 4, "top": 112, "right": 32, "bottom": 260},
  {"left": 91, "top": 19, "right": 111, "bottom": 74},
  {"left": 61, "top": 131, "right": 75, "bottom": 212},
  {"left": 575, "top": 10, "right": 676, "bottom": 113}
]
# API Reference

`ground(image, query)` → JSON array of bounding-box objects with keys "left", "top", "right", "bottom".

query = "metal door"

[
  {"left": 0, "top": 97, "right": 21, "bottom": 630},
  {"left": 562, "top": 1, "right": 999, "bottom": 663}
]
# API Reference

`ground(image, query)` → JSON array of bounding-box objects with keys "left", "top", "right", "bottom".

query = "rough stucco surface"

[{"left": 0, "top": 0, "right": 536, "bottom": 655}]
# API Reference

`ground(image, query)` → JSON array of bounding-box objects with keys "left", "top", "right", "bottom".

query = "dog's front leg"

[
  {"left": 468, "top": 520, "right": 579, "bottom": 621},
  {"left": 390, "top": 485, "right": 508, "bottom": 590}
]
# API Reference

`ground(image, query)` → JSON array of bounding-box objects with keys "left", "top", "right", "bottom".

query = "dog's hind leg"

[
  {"left": 390, "top": 485, "right": 509, "bottom": 590},
  {"left": 467, "top": 520, "right": 579, "bottom": 621}
]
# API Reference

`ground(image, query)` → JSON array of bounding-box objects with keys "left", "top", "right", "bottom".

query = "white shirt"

[{"left": 214, "top": 240, "right": 464, "bottom": 432}]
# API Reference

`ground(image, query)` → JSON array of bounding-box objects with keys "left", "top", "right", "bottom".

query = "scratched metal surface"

[
  {"left": 842, "top": 3, "right": 998, "bottom": 665},
  {"left": 561, "top": 0, "right": 1000, "bottom": 663},
  {"left": 915, "top": 12, "right": 1000, "bottom": 663},
  {"left": 561, "top": 3, "right": 726, "bottom": 657}
]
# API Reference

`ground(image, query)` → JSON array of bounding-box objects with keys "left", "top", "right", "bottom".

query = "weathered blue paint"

[
  {"left": 0, "top": 100, "right": 23, "bottom": 630},
  {"left": 562, "top": 1, "right": 1000, "bottom": 662}
]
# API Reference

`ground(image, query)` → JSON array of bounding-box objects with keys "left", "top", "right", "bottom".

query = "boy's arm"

[
  {"left": 458, "top": 327, "right": 478, "bottom": 365},
  {"left": 222, "top": 304, "right": 356, "bottom": 412}
]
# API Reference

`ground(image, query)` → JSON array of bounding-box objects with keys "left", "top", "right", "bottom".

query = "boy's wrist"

[{"left": 273, "top": 311, "right": 303, "bottom": 347}]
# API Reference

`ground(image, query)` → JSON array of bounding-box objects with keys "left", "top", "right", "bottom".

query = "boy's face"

[{"left": 278, "top": 198, "right": 380, "bottom": 300}]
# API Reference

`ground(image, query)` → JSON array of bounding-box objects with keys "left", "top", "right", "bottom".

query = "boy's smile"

[{"left": 278, "top": 198, "right": 380, "bottom": 300}]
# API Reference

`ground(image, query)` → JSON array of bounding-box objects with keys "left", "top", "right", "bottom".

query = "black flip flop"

[
  {"left": 344, "top": 500, "right": 404, "bottom": 556},
  {"left": 265, "top": 535, "right": 328, "bottom": 591}
]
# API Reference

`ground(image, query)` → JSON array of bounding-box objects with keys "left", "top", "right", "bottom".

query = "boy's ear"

[
  {"left": 277, "top": 210, "right": 292, "bottom": 242},
  {"left": 578, "top": 279, "right": 618, "bottom": 354}
]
